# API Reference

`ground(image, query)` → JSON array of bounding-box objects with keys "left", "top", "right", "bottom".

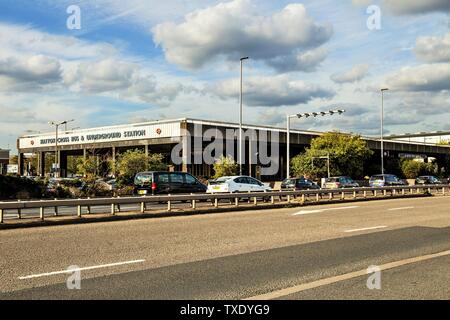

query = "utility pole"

[{"left": 239, "top": 56, "right": 249, "bottom": 176}]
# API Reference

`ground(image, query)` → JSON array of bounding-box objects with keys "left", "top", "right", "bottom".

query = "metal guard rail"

[{"left": 0, "top": 184, "right": 448, "bottom": 223}]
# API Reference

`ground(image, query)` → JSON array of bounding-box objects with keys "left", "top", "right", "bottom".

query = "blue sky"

[{"left": 1, "top": 0, "right": 450, "bottom": 152}]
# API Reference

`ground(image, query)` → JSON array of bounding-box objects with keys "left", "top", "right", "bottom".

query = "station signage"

[{"left": 19, "top": 122, "right": 181, "bottom": 149}]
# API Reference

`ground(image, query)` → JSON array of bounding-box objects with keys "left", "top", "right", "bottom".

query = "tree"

[
  {"left": 291, "top": 132, "right": 373, "bottom": 179},
  {"left": 116, "top": 149, "right": 166, "bottom": 185},
  {"left": 401, "top": 159, "right": 437, "bottom": 179},
  {"left": 77, "top": 156, "right": 102, "bottom": 179},
  {"left": 213, "top": 155, "right": 238, "bottom": 179}
]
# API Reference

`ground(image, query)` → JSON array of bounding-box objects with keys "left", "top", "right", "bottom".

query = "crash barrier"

[{"left": 0, "top": 184, "right": 448, "bottom": 223}]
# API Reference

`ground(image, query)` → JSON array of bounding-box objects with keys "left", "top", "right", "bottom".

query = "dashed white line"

[
  {"left": 344, "top": 226, "right": 387, "bottom": 233},
  {"left": 18, "top": 259, "right": 146, "bottom": 280},
  {"left": 388, "top": 207, "right": 414, "bottom": 211},
  {"left": 293, "top": 206, "right": 360, "bottom": 216}
]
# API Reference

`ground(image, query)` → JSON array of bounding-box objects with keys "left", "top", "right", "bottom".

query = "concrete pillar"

[
  {"left": 60, "top": 151, "right": 68, "bottom": 178},
  {"left": 39, "top": 152, "right": 46, "bottom": 177},
  {"left": 18, "top": 153, "right": 24, "bottom": 176},
  {"left": 112, "top": 146, "right": 116, "bottom": 176}
]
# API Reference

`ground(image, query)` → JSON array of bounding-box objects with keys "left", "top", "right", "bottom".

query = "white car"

[{"left": 207, "top": 176, "right": 272, "bottom": 193}]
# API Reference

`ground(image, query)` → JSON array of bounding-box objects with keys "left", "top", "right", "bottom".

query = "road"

[{"left": 0, "top": 196, "right": 449, "bottom": 299}]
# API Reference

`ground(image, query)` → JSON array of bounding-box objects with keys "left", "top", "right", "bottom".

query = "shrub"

[{"left": 213, "top": 155, "right": 239, "bottom": 179}]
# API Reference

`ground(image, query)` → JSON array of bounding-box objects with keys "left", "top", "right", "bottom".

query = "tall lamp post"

[
  {"left": 380, "top": 88, "right": 389, "bottom": 175},
  {"left": 49, "top": 119, "right": 74, "bottom": 177},
  {"left": 239, "top": 56, "right": 249, "bottom": 176},
  {"left": 286, "top": 110, "right": 345, "bottom": 179}
]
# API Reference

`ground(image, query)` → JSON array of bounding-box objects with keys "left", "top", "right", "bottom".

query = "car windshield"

[
  {"left": 135, "top": 174, "right": 152, "bottom": 184},
  {"left": 371, "top": 175, "right": 384, "bottom": 181}
]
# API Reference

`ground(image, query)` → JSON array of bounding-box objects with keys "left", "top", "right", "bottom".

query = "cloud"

[
  {"left": 64, "top": 59, "right": 185, "bottom": 105},
  {"left": 0, "top": 55, "right": 62, "bottom": 91},
  {"left": 414, "top": 33, "right": 450, "bottom": 63},
  {"left": 212, "top": 75, "right": 335, "bottom": 107},
  {"left": 0, "top": 22, "right": 117, "bottom": 60},
  {"left": 383, "top": 0, "right": 450, "bottom": 15},
  {"left": 330, "top": 64, "right": 370, "bottom": 83},
  {"left": 152, "top": 0, "right": 332, "bottom": 72},
  {"left": 386, "top": 63, "right": 450, "bottom": 92}
]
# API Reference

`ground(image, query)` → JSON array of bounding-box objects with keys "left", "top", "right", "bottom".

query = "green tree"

[
  {"left": 291, "top": 132, "right": 373, "bottom": 179},
  {"left": 77, "top": 156, "right": 102, "bottom": 179},
  {"left": 116, "top": 149, "right": 166, "bottom": 185},
  {"left": 213, "top": 155, "right": 238, "bottom": 178},
  {"left": 401, "top": 159, "right": 437, "bottom": 179}
]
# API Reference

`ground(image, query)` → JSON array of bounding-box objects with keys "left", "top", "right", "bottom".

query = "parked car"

[
  {"left": 281, "top": 177, "right": 320, "bottom": 190},
  {"left": 207, "top": 176, "right": 272, "bottom": 193},
  {"left": 369, "top": 174, "right": 407, "bottom": 187},
  {"left": 415, "top": 176, "right": 442, "bottom": 185},
  {"left": 323, "top": 176, "right": 359, "bottom": 189},
  {"left": 133, "top": 171, "right": 207, "bottom": 195}
]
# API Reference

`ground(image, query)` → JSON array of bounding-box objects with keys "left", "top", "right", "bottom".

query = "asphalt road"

[{"left": 0, "top": 196, "right": 449, "bottom": 299}]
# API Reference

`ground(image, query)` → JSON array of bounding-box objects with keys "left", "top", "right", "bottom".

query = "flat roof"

[{"left": 17, "top": 117, "right": 450, "bottom": 150}]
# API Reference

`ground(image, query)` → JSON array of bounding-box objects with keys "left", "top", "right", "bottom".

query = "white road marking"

[
  {"left": 344, "top": 226, "right": 387, "bottom": 233},
  {"left": 18, "top": 259, "right": 146, "bottom": 280},
  {"left": 245, "top": 249, "right": 450, "bottom": 300},
  {"left": 293, "top": 206, "right": 360, "bottom": 216},
  {"left": 388, "top": 207, "right": 414, "bottom": 211}
]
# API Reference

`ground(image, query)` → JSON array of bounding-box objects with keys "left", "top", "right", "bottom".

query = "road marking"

[
  {"left": 388, "top": 207, "right": 414, "bottom": 211},
  {"left": 344, "top": 226, "right": 387, "bottom": 233},
  {"left": 245, "top": 249, "right": 450, "bottom": 300},
  {"left": 293, "top": 206, "right": 360, "bottom": 216},
  {"left": 18, "top": 259, "right": 146, "bottom": 280}
]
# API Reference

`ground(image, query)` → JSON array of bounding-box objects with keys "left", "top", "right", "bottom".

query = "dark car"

[
  {"left": 369, "top": 174, "right": 407, "bottom": 187},
  {"left": 281, "top": 177, "right": 320, "bottom": 190},
  {"left": 133, "top": 171, "right": 207, "bottom": 195},
  {"left": 415, "top": 176, "right": 442, "bottom": 185},
  {"left": 324, "top": 176, "right": 359, "bottom": 189}
]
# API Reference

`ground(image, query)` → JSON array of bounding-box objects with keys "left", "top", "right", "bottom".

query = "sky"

[{"left": 1, "top": 0, "right": 450, "bottom": 153}]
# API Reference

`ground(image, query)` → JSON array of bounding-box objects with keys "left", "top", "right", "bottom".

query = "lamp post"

[
  {"left": 286, "top": 110, "right": 345, "bottom": 179},
  {"left": 239, "top": 56, "right": 249, "bottom": 176},
  {"left": 48, "top": 119, "right": 74, "bottom": 177},
  {"left": 381, "top": 88, "right": 389, "bottom": 175}
]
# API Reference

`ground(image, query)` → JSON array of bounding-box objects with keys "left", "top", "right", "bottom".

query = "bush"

[
  {"left": 0, "top": 176, "right": 46, "bottom": 200},
  {"left": 401, "top": 160, "right": 437, "bottom": 179},
  {"left": 213, "top": 155, "right": 238, "bottom": 179},
  {"left": 116, "top": 150, "right": 166, "bottom": 186}
]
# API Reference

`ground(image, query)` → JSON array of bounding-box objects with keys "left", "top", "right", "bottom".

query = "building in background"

[
  {"left": 0, "top": 148, "right": 9, "bottom": 175},
  {"left": 16, "top": 118, "right": 450, "bottom": 180},
  {"left": 387, "top": 132, "right": 450, "bottom": 145}
]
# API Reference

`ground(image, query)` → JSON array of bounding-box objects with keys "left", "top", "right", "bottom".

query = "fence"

[{"left": 0, "top": 185, "right": 448, "bottom": 224}]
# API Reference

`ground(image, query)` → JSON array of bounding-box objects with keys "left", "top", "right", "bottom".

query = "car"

[
  {"left": 323, "top": 176, "right": 359, "bottom": 189},
  {"left": 369, "top": 174, "right": 407, "bottom": 187},
  {"left": 280, "top": 177, "right": 320, "bottom": 190},
  {"left": 207, "top": 176, "right": 272, "bottom": 193},
  {"left": 133, "top": 171, "right": 207, "bottom": 196},
  {"left": 415, "top": 176, "right": 442, "bottom": 185}
]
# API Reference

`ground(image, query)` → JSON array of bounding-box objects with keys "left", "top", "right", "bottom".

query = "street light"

[
  {"left": 48, "top": 119, "right": 74, "bottom": 177},
  {"left": 239, "top": 56, "right": 249, "bottom": 176},
  {"left": 286, "top": 109, "right": 345, "bottom": 179},
  {"left": 381, "top": 88, "right": 389, "bottom": 174}
]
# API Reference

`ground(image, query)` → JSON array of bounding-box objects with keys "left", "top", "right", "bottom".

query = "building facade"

[{"left": 17, "top": 118, "right": 450, "bottom": 180}]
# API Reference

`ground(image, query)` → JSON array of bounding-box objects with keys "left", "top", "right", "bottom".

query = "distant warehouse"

[{"left": 17, "top": 118, "right": 450, "bottom": 180}]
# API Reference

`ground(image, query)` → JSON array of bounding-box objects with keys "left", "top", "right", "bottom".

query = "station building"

[{"left": 17, "top": 118, "right": 450, "bottom": 181}]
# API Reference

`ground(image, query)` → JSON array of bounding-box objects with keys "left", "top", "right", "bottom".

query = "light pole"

[
  {"left": 48, "top": 119, "right": 74, "bottom": 177},
  {"left": 286, "top": 110, "right": 345, "bottom": 179},
  {"left": 381, "top": 88, "right": 389, "bottom": 175},
  {"left": 239, "top": 56, "right": 249, "bottom": 176}
]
